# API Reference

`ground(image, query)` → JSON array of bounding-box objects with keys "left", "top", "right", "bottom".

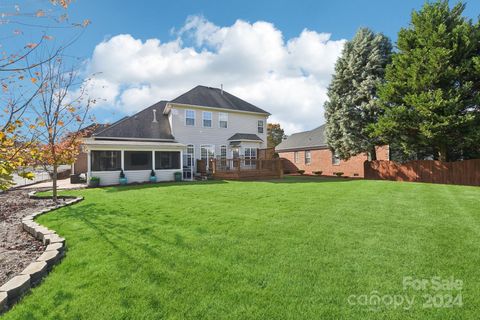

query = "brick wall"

[{"left": 279, "top": 146, "right": 389, "bottom": 178}]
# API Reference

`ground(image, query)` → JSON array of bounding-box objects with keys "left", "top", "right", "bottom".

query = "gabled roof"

[
  {"left": 228, "top": 133, "right": 263, "bottom": 141},
  {"left": 93, "top": 101, "right": 174, "bottom": 141},
  {"left": 276, "top": 124, "right": 327, "bottom": 152},
  {"left": 170, "top": 85, "right": 270, "bottom": 115}
]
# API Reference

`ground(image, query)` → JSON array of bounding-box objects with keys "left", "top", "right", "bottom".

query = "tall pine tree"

[
  {"left": 325, "top": 28, "right": 392, "bottom": 160},
  {"left": 373, "top": 1, "right": 480, "bottom": 161}
]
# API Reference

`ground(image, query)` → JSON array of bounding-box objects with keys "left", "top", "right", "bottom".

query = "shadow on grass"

[
  {"left": 246, "top": 176, "right": 356, "bottom": 184},
  {"left": 103, "top": 179, "right": 228, "bottom": 192}
]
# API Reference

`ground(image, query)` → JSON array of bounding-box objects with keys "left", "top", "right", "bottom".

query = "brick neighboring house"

[{"left": 276, "top": 124, "right": 389, "bottom": 177}]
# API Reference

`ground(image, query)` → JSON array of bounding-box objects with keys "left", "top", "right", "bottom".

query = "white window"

[
  {"left": 332, "top": 152, "right": 340, "bottom": 165},
  {"left": 219, "top": 112, "right": 228, "bottom": 128},
  {"left": 202, "top": 111, "right": 212, "bottom": 128},
  {"left": 244, "top": 147, "right": 257, "bottom": 166},
  {"left": 294, "top": 151, "right": 299, "bottom": 163},
  {"left": 200, "top": 145, "right": 215, "bottom": 162},
  {"left": 305, "top": 150, "right": 311, "bottom": 165},
  {"left": 184, "top": 144, "right": 195, "bottom": 167},
  {"left": 185, "top": 110, "right": 195, "bottom": 126},
  {"left": 257, "top": 120, "right": 264, "bottom": 134},
  {"left": 220, "top": 145, "right": 227, "bottom": 159}
]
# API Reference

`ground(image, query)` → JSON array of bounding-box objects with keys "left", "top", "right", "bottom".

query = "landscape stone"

[
  {"left": 20, "top": 262, "right": 48, "bottom": 286},
  {"left": 43, "top": 234, "right": 65, "bottom": 245},
  {"left": 0, "top": 275, "right": 30, "bottom": 305},
  {"left": 0, "top": 291, "right": 7, "bottom": 312},
  {"left": 46, "top": 242, "right": 65, "bottom": 254},
  {"left": 37, "top": 250, "right": 60, "bottom": 269}
]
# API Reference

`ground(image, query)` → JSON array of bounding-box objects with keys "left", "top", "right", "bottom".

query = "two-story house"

[{"left": 75, "top": 85, "right": 270, "bottom": 185}]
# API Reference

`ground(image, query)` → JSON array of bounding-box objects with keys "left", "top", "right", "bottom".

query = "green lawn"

[{"left": 4, "top": 177, "right": 480, "bottom": 319}]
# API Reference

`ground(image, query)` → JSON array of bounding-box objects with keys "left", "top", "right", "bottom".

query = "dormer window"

[
  {"left": 185, "top": 110, "right": 195, "bottom": 126},
  {"left": 203, "top": 111, "right": 212, "bottom": 128},
  {"left": 257, "top": 120, "right": 264, "bottom": 134}
]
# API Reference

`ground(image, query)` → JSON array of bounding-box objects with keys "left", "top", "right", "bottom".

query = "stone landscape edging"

[{"left": 0, "top": 191, "right": 83, "bottom": 314}]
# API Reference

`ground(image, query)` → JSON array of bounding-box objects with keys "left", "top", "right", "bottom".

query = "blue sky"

[
  {"left": 6, "top": 0, "right": 480, "bottom": 133},
  {"left": 65, "top": 0, "right": 480, "bottom": 59}
]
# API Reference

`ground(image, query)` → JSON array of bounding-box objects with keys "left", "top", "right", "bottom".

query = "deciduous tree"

[
  {"left": 31, "top": 58, "right": 94, "bottom": 202},
  {"left": 267, "top": 123, "right": 285, "bottom": 148}
]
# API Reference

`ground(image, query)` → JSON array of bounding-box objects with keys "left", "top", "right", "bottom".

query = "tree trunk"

[
  {"left": 369, "top": 146, "right": 377, "bottom": 161},
  {"left": 52, "top": 165, "right": 58, "bottom": 203},
  {"left": 438, "top": 145, "right": 448, "bottom": 162}
]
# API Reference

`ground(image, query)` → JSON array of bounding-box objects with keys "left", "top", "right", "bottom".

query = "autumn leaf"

[
  {"left": 25, "top": 43, "right": 38, "bottom": 49},
  {"left": 43, "top": 35, "right": 54, "bottom": 41},
  {"left": 31, "top": 77, "right": 37, "bottom": 84},
  {"left": 57, "top": 120, "right": 64, "bottom": 126},
  {"left": 36, "top": 9, "right": 45, "bottom": 17},
  {"left": 82, "top": 19, "right": 91, "bottom": 27},
  {"left": 29, "top": 124, "right": 36, "bottom": 129}
]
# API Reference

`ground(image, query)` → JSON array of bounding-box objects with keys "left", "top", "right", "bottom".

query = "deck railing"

[{"left": 208, "top": 158, "right": 283, "bottom": 180}]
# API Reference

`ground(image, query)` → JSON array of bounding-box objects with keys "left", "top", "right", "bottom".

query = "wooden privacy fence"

[{"left": 364, "top": 159, "right": 480, "bottom": 186}]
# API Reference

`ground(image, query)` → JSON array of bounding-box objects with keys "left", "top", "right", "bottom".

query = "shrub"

[
  {"left": 334, "top": 172, "right": 344, "bottom": 177},
  {"left": 297, "top": 170, "right": 305, "bottom": 175},
  {"left": 90, "top": 176, "right": 100, "bottom": 181},
  {"left": 313, "top": 171, "right": 323, "bottom": 175}
]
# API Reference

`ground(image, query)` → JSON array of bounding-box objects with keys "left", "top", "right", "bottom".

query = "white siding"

[
  {"left": 170, "top": 105, "right": 268, "bottom": 159},
  {"left": 91, "top": 169, "right": 178, "bottom": 186}
]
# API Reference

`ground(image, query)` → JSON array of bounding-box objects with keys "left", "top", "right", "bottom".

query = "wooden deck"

[{"left": 206, "top": 159, "right": 283, "bottom": 180}]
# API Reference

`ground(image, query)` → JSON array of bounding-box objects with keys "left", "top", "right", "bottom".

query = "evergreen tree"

[
  {"left": 325, "top": 28, "right": 392, "bottom": 160},
  {"left": 373, "top": 1, "right": 480, "bottom": 161}
]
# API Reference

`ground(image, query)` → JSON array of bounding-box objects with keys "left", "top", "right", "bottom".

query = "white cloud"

[{"left": 87, "top": 15, "right": 345, "bottom": 134}]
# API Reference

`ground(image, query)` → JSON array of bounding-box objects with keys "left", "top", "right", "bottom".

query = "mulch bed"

[{"left": 0, "top": 190, "right": 64, "bottom": 285}]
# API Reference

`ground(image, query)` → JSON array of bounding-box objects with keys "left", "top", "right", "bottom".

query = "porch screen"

[
  {"left": 155, "top": 151, "right": 180, "bottom": 170},
  {"left": 124, "top": 151, "right": 152, "bottom": 170},
  {"left": 91, "top": 151, "right": 121, "bottom": 171}
]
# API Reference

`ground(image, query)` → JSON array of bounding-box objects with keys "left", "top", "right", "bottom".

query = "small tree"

[
  {"left": 267, "top": 123, "right": 285, "bottom": 148},
  {"left": 32, "top": 58, "right": 94, "bottom": 202},
  {"left": 324, "top": 28, "right": 392, "bottom": 160},
  {"left": 0, "top": 1, "right": 88, "bottom": 190},
  {"left": 373, "top": 1, "right": 480, "bottom": 161}
]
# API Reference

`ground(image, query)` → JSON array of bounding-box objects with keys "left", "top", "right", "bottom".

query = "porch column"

[
  {"left": 152, "top": 150, "right": 155, "bottom": 171},
  {"left": 87, "top": 150, "right": 91, "bottom": 179},
  {"left": 179, "top": 149, "right": 183, "bottom": 170},
  {"left": 121, "top": 150, "right": 125, "bottom": 171}
]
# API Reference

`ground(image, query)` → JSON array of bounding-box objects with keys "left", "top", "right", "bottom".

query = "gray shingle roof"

[
  {"left": 276, "top": 124, "right": 327, "bottom": 151},
  {"left": 228, "top": 133, "right": 263, "bottom": 141},
  {"left": 170, "top": 85, "right": 270, "bottom": 115},
  {"left": 94, "top": 101, "right": 174, "bottom": 141}
]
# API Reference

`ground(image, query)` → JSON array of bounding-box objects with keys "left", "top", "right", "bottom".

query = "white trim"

[
  {"left": 165, "top": 102, "right": 270, "bottom": 116},
  {"left": 94, "top": 137, "right": 176, "bottom": 142},
  {"left": 87, "top": 150, "right": 91, "bottom": 179}
]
